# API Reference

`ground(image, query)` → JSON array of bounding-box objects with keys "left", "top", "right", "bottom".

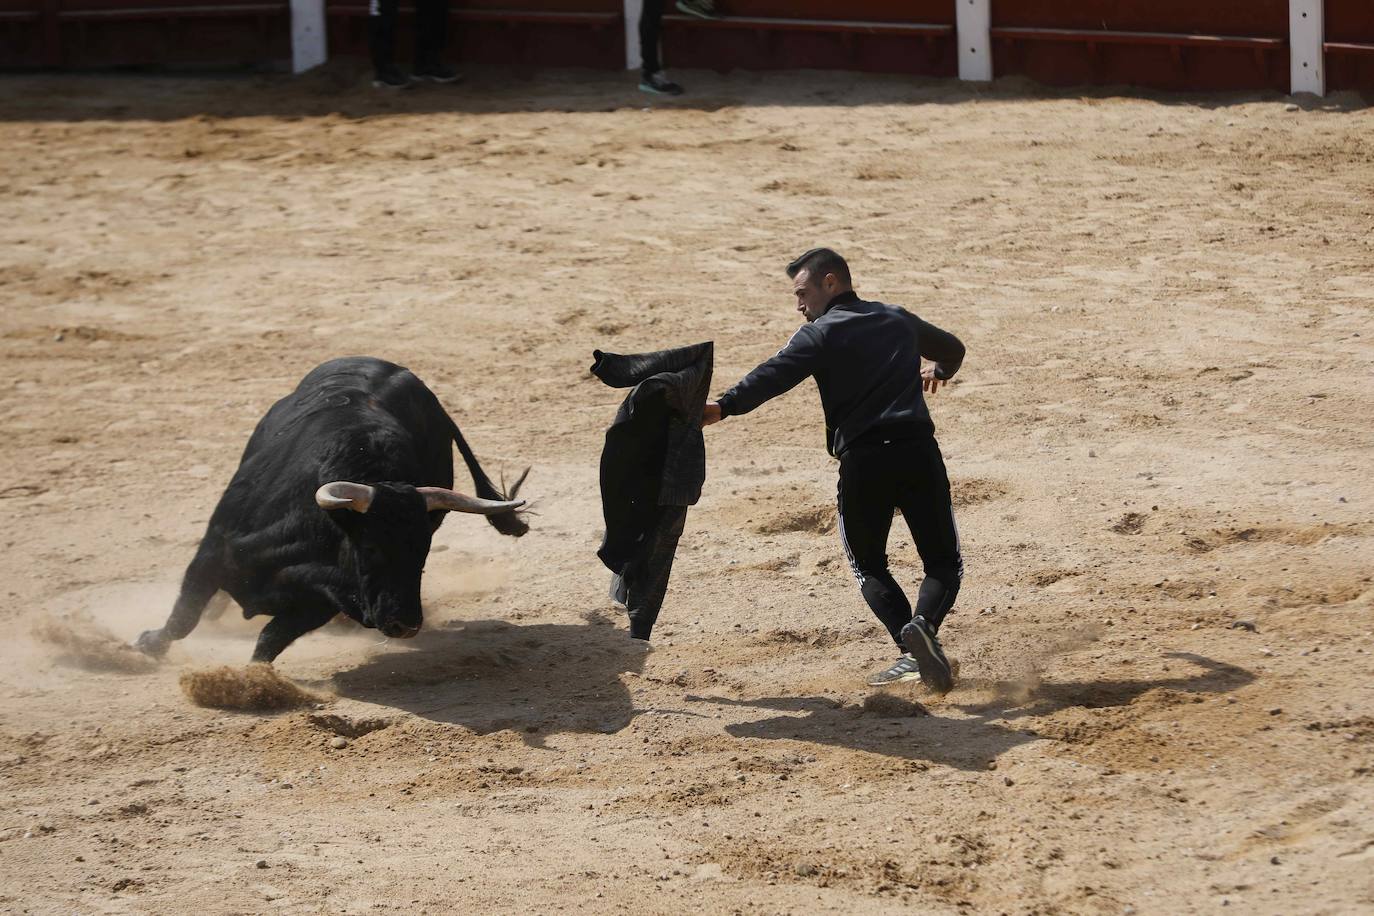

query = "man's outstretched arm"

[{"left": 703, "top": 324, "right": 824, "bottom": 427}]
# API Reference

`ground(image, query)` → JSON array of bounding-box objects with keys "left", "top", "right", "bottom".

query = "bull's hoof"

[{"left": 134, "top": 629, "right": 170, "bottom": 658}]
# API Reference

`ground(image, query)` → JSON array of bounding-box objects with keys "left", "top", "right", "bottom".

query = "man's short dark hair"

[{"left": 786, "top": 247, "right": 851, "bottom": 287}]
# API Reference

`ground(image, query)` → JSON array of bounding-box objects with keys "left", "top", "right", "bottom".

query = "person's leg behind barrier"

[
  {"left": 639, "top": 0, "right": 663, "bottom": 76},
  {"left": 369, "top": 0, "right": 400, "bottom": 71},
  {"left": 368, "top": 0, "right": 409, "bottom": 86},
  {"left": 837, "top": 444, "right": 912, "bottom": 648},
  {"left": 413, "top": 0, "right": 456, "bottom": 79},
  {"left": 638, "top": 0, "right": 684, "bottom": 93}
]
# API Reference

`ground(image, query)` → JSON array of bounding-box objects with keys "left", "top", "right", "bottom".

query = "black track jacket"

[{"left": 716, "top": 291, "right": 964, "bottom": 456}]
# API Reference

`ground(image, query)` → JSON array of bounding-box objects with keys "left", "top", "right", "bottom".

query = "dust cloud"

[{"left": 32, "top": 615, "right": 159, "bottom": 674}]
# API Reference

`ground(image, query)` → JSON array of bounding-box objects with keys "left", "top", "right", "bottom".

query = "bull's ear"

[
  {"left": 316, "top": 482, "right": 376, "bottom": 513},
  {"left": 417, "top": 486, "right": 525, "bottom": 516}
]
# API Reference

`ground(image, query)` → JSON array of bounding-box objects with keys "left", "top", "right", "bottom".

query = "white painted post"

[
  {"left": 956, "top": 0, "right": 991, "bottom": 82},
  {"left": 1289, "top": 0, "right": 1324, "bottom": 96},
  {"left": 291, "top": 0, "right": 327, "bottom": 74},
  {"left": 624, "top": 0, "right": 641, "bottom": 70}
]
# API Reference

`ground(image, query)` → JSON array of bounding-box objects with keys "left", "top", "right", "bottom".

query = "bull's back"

[
  {"left": 244, "top": 357, "right": 451, "bottom": 460},
  {"left": 220, "top": 358, "right": 457, "bottom": 530}
]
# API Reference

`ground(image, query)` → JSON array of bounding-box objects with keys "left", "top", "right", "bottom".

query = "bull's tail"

[{"left": 451, "top": 422, "right": 529, "bottom": 537}]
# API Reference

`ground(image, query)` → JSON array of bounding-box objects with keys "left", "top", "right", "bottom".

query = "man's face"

[{"left": 793, "top": 269, "right": 832, "bottom": 322}]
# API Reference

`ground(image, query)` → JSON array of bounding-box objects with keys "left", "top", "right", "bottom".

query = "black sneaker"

[
  {"left": 675, "top": 0, "right": 722, "bottom": 19},
  {"left": 639, "top": 71, "right": 685, "bottom": 96},
  {"left": 413, "top": 63, "right": 462, "bottom": 84},
  {"left": 867, "top": 653, "right": 921, "bottom": 687},
  {"left": 372, "top": 67, "right": 412, "bottom": 90},
  {"left": 901, "top": 616, "right": 954, "bottom": 694}
]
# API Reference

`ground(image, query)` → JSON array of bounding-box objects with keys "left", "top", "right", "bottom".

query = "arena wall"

[{"left": 2, "top": 0, "right": 1371, "bottom": 93}]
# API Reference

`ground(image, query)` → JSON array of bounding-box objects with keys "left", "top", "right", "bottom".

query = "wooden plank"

[
  {"left": 59, "top": 3, "right": 284, "bottom": 17},
  {"left": 990, "top": 26, "right": 1284, "bottom": 50},
  {"left": 455, "top": 8, "right": 617, "bottom": 23},
  {"left": 688, "top": 0, "right": 951, "bottom": 22},
  {"left": 992, "top": 0, "right": 1286, "bottom": 36},
  {"left": 291, "top": 0, "right": 325, "bottom": 72},
  {"left": 661, "top": 14, "right": 953, "bottom": 37},
  {"left": 327, "top": 4, "right": 618, "bottom": 24},
  {"left": 1289, "top": 0, "right": 1323, "bottom": 94},
  {"left": 622, "top": 0, "right": 637, "bottom": 70},
  {"left": 42, "top": 0, "right": 60, "bottom": 65},
  {"left": 957, "top": 0, "right": 991, "bottom": 81},
  {"left": 456, "top": 0, "right": 617, "bottom": 11}
]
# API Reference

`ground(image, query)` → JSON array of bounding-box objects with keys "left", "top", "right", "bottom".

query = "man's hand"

[
  {"left": 921, "top": 365, "right": 947, "bottom": 395},
  {"left": 701, "top": 402, "right": 723, "bottom": 427}
]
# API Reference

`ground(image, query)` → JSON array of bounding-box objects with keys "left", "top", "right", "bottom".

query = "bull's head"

[{"left": 315, "top": 481, "right": 524, "bottom": 639}]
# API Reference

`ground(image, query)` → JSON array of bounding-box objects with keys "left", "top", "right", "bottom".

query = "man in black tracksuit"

[{"left": 702, "top": 248, "right": 965, "bottom": 693}]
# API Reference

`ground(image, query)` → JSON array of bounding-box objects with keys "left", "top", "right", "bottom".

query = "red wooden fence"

[{"left": 2, "top": 0, "right": 1372, "bottom": 92}]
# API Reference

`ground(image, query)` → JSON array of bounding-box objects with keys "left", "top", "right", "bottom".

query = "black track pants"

[
  {"left": 639, "top": 0, "right": 664, "bottom": 75},
  {"left": 836, "top": 431, "right": 963, "bottom": 646},
  {"left": 369, "top": 0, "right": 449, "bottom": 73}
]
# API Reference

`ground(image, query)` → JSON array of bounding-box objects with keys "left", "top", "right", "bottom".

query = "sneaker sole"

[
  {"left": 867, "top": 670, "right": 922, "bottom": 687},
  {"left": 372, "top": 81, "right": 412, "bottom": 89},
  {"left": 901, "top": 623, "right": 953, "bottom": 694},
  {"left": 638, "top": 84, "right": 683, "bottom": 96},
  {"left": 415, "top": 75, "right": 462, "bottom": 84}
]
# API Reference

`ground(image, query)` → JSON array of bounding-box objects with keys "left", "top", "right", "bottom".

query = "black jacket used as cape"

[{"left": 592, "top": 341, "right": 713, "bottom": 639}]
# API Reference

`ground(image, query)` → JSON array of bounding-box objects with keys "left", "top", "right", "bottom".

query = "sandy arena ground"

[{"left": 1, "top": 68, "right": 1372, "bottom": 914}]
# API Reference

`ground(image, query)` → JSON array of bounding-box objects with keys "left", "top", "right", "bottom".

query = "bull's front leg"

[{"left": 251, "top": 604, "right": 340, "bottom": 664}]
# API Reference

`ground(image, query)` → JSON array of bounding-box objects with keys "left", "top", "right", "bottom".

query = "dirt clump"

[
  {"left": 307, "top": 712, "right": 394, "bottom": 738},
  {"left": 179, "top": 663, "right": 322, "bottom": 710},
  {"left": 861, "top": 693, "right": 929, "bottom": 717}
]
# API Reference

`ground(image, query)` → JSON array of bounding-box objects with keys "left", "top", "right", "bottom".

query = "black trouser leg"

[
  {"left": 837, "top": 446, "right": 913, "bottom": 648},
  {"left": 414, "top": 0, "right": 448, "bottom": 70},
  {"left": 837, "top": 432, "right": 964, "bottom": 645},
  {"left": 639, "top": 0, "right": 664, "bottom": 76},
  {"left": 894, "top": 434, "right": 963, "bottom": 632},
  {"left": 368, "top": 0, "right": 400, "bottom": 74}
]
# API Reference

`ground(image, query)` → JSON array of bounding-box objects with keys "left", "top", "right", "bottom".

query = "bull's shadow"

[
  {"left": 688, "top": 652, "right": 1253, "bottom": 772},
  {"left": 332, "top": 616, "right": 646, "bottom": 746}
]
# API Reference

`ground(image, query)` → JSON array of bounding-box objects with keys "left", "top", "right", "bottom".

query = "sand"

[{"left": 1, "top": 67, "right": 1372, "bottom": 914}]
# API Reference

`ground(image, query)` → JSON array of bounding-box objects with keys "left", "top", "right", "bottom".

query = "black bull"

[{"left": 135, "top": 357, "right": 527, "bottom": 663}]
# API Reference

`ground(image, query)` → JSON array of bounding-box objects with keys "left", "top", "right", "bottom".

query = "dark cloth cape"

[{"left": 591, "top": 341, "right": 713, "bottom": 639}]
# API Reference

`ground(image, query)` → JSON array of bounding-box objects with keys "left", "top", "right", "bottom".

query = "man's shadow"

[
  {"left": 687, "top": 652, "right": 1254, "bottom": 772},
  {"left": 332, "top": 615, "right": 647, "bottom": 746},
  {"left": 950, "top": 652, "right": 1255, "bottom": 723}
]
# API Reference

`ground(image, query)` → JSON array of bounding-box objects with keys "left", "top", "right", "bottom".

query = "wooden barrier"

[
  {"left": 2, "top": 0, "right": 1372, "bottom": 93},
  {"left": 655, "top": 0, "right": 955, "bottom": 77},
  {"left": 0, "top": 0, "right": 288, "bottom": 68},
  {"left": 1325, "top": 0, "right": 1374, "bottom": 90},
  {"left": 989, "top": 0, "right": 1292, "bottom": 92},
  {"left": 323, "top": 1, "right": 623, "bottom": 69}
]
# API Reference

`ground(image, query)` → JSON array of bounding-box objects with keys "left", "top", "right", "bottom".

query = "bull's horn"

[
  {"left": 418, "top": 487, "right": 526, "bottom": 515},
  {"left": 316, "top": 482, "right": 376, "bottom": 513}
]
